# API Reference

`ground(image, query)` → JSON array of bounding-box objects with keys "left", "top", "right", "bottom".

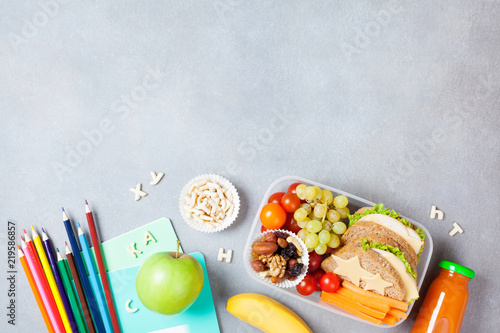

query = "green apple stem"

[{"left": 176, "top": 240, "right": 180, "bottom": 259}]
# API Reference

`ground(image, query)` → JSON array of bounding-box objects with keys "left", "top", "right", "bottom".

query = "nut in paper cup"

[
  {"left": 179, "top": 174, "right": 240, "bottom": 233},
  {"left": 246, "top": 229, "right": 309, "bottom": 288}
]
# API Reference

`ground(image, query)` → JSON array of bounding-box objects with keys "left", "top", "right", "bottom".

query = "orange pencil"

[{"left": 17, "top": 245, "right": 55, "bottom": 333}]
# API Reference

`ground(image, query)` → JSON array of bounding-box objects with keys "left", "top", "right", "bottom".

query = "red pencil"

[{"left": 85, "top": 200, "right": 121, "bottom": 333}]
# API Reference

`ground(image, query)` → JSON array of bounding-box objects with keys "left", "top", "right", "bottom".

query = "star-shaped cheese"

[
  {"left": 361, "top": 273, "right": 393, "bottom": 294},
  {"left": 331, "top": 255, "right": 373, "bottom": 287}
]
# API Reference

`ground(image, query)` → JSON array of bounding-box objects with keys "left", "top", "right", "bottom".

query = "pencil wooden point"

[
  {"left": 62, "top": 209, "right": 69, "bottom": 221},
  {"left": 56, "top": 250, "right": 63, "bottom": 261}
]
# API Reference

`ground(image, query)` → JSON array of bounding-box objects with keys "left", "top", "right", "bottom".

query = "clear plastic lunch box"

[{"left": 243, "top": 176, "right": 433, "bottom": 328}]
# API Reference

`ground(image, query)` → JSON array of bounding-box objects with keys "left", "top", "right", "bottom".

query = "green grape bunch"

[{"left": 294, "top": 183, "right": 351, "bottom": 255}]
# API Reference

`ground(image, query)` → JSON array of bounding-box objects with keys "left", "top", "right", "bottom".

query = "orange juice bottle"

[{"left": 411, "top": 261, "right": 475, "bottom": 333}]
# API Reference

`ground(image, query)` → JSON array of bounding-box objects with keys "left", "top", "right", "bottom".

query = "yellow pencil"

[{"left": 30, "top": 226, "right": 73, "bottom": 333}]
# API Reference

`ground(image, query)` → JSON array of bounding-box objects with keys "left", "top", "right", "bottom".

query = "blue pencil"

[
  {"left": 78, "top": 223, "right": 113, "bottom": 333},
  {"left": 62, "top": 208, "right": 106, "bottom": 333}
]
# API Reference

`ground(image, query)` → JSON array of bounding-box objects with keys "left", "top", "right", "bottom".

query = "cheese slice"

[
  {"left": 358, "top": 214, "right": 423, "bottom": 254},
  {"left": 372, "top": 248, "right": 419, "bottom": 301}
]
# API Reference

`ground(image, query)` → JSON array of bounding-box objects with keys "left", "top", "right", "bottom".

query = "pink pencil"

[{"left": 21, "top": 236, "right": 65, "bottom": 333}]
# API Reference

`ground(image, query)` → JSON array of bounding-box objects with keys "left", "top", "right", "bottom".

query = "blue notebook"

[
  {"left": 108, "top": 252, "right": 220, "bottom": 333},
  {"left": 98, "top": 218, "right": 220, "bottom": 333}
]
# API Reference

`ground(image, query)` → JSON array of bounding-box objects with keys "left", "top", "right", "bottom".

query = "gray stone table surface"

[{"left": 1, "top": 1, "right": 499, "bottom": 332}]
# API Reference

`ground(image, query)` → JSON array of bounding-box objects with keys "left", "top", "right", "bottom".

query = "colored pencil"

[
  {"left": 56, "top": 248, "right": 89, "bottom": 333},
  {"left": 85, "top": 201, "right": 121, "bottom": 333},
  {"left": 78, "top": 223, "right": 113, "bottom": 333},
  {"left": 65, "top": 243, "right": 96, "bottom": 333},
  {"left": 42, "top": 228, "right": 78, "bottom": 333},
  {"left": 17, "top": 244, "right": 55, "bottom": 333},
  {"left": 21, "top": 236, "right": 65, "bottom": 333},
  {"left": 31, "top": 226, "right": 73, "bottom": 333},
  {"left": 62, "top": 208, "right": 106, "bottom": 333}
]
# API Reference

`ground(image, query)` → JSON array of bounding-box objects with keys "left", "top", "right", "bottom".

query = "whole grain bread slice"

[
  {"left": 340, "top": 220, "right": 418, "bottom": 268},
  {"left": 321, "top": 245, "right": 405, "bottom": 301},
  {"left": 355, "top": 207, "right": 426, "bottom": 252}
]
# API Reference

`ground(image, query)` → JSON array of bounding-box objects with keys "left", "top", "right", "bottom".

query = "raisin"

[
  {"left": 289, "top": 263, "right": 304, "bottom": 277},
  {"left": 281, "top": 244, "right": 299, "bottom": 259},
  {"left": 274, "top": 231, "right": 288, "bottom": 239}
]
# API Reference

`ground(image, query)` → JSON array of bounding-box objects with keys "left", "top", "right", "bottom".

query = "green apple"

[{"left": 135, "top": 250, "right": 205, "bottom": 316}]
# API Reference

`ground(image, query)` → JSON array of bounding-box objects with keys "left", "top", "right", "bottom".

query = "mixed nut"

[{"left": 251, "top": 231, "right": 305, "bottom": 284}]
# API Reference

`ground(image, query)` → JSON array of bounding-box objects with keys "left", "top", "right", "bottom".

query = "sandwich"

[{"left": 321, "top": 204, "right": 425, "bottom": 302}]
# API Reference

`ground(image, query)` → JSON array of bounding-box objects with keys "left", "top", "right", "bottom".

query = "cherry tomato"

[
  {"left": 287, "top": 183, "right": 302, "bottom": 194},
  {"left": 296, "top": 274, "right": 317, "bottom": 296},
  {"left": 281, "top": 193, "right": 301, "bottom": 213},
  {"left": 283, "top": 215, "right": 301, "bottom": 234},
  {"left": 319, "top": 272, "right": 340, "bottom": 293},
  {"left": 308, "top": 252, "right": 323, "bottom": 272},
  {"left": 260, "top": 203, "right": 287, "bottom": 230},
  {"left": 261, "top": 225, "right": 268, "bottom": 233},
  {"left": 312, "top": 268, "right": 326, "bottom": 291},
  {"left": 268, "top": 192, "right": 285, "bottom": 204}
]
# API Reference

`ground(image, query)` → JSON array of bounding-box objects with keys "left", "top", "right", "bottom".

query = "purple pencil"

[{"left": 41, "top": 228, "right": 78, "bottom": 333}]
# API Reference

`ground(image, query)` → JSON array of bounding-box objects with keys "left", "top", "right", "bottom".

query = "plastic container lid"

[{"left": 439, "top": 260, "right": 475, "bottom": 279}]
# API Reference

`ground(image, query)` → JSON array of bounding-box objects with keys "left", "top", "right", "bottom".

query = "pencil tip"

[
  {"left": 62, "top": 207, "right": 65, "bottom": 212},
  {"left": 23, "top": 229, "right": 27, "bottom": 234},
  {"left": 56, "top": 248, "right": 59, "bottom": 252},
  {"left": 20, "top": 235, "right": 24, "bottom": 241},
  {"left": 85, "top": 199, "right": 88, "bottom": 205},
  {"left": 31, "top": 225, "right": 34, "bottom": 230},
  {"left": 16, "top": 244, "right": 20, "bottom": 250},
  {"left": 42, "top": 227, "right": 45, "bottom": 233},
  {"left": 65, "top": 241, "right": 68, "bottom": 245},
  {"left": 78, "top": 222, "right": 81, "bottom": 228}
]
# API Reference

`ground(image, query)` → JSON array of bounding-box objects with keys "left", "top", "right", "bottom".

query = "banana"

[{"left": 226, "top": 293, "right": 313, "bottom": 333}]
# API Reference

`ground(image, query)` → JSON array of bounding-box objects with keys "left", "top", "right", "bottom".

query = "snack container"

[
  {"left": 243, "top": 176, "right": 433, "bottom": 328},
  {"left": 245, "top": 229, "right": 309, "bottom": 288},
  {"left": 179, "top": 174, "right": 240, "bottom": 233}
]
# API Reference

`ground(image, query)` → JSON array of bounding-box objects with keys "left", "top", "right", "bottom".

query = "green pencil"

[{"left": 56, "top": 248, "right": 88, "bottom": 333}]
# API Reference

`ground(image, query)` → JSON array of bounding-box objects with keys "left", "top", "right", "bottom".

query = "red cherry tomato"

[
  {"left": 319, "top": 272, "right": 340, "bottom": 293},
  {"left": 308, "top": 252, "right": 323, "bottom": 272},
  {"left": 261, "top": 225, "right": 268, "bottom": 233},
  {"left": 283, "top": 215, "right": 301, "bottom": 234},
  {"left": 312, "top": 268, "right": 326, "bottom": 291},
  {"left": 260, "top": 203, "right": 287, "bottom": 230},
  {"left": 281, "top": 193, "right": 301, "bottom": 213},
  {"left": 268, "top": 192, "right": 285, "bottom": 204},
  {"left": 287, "top": 183, "right": 302, "bottom": 194},
  {"left": 296, "top": 274, "right": 317, "bottom": 296}
]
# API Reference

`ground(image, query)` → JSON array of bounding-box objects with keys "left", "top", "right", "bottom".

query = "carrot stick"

[
  {"left": 381, "top": 314, "right": 397, "bottom": 326},
  {"left": 321, "top": 292, "right": 385, "bottom": 323},
  {"left": 342, "top": 281, "right": 409, "bottom": 312},
  {"left": 337, "top": 287, "right": 390, "bottom": 313},
  {"left": 388, "top": 308, "right": 408, "bottom": 320}
]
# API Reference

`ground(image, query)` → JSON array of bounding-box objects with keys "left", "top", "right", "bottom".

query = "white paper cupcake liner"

[
  {"left": 179, "top": 174, "right": 240, "bottom": 233},
  {"left": 246, "top": 229, "right": 309, "bottom": 288}
]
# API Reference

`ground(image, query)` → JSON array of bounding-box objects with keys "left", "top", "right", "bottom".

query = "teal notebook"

[
  {"left": 108, "top": 253, "right": 219, "bottom": 333},
  {"left": 99, "top": 218, "right": 220, "bottom": 333}
]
